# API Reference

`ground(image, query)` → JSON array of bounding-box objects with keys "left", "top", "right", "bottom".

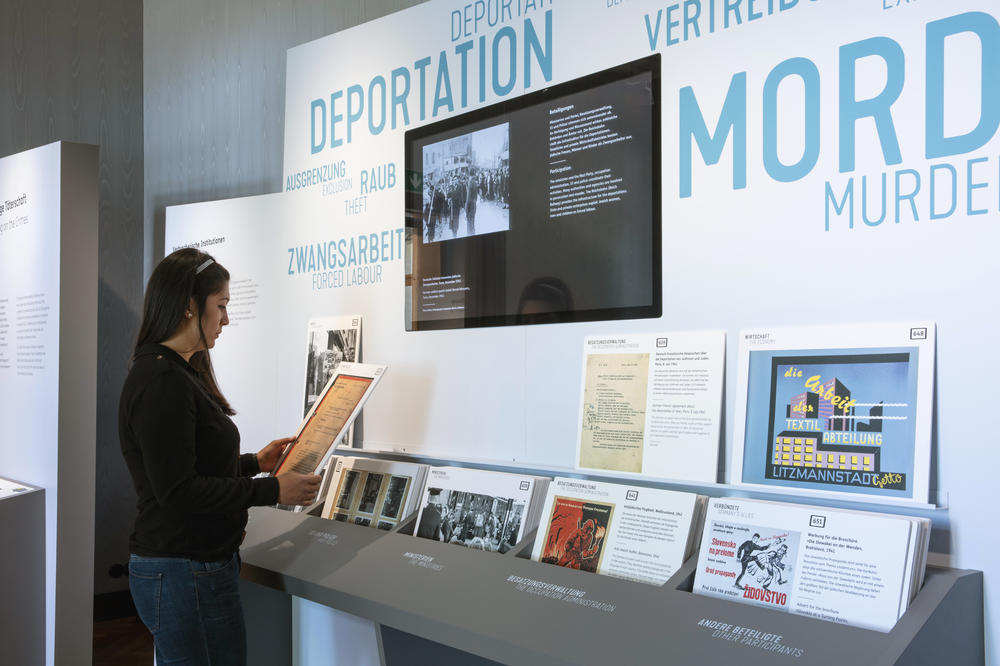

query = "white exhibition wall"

[
  {"left": 0, "top": 141, "right": 98, "bottom": 666},
  {"left": 167, "top": 0, "right": 1000, "bottom": 660}
]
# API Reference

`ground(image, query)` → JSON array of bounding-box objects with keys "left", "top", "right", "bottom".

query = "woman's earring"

[{"left": 185, "top": 311, "right": 192, "bottom": 319}]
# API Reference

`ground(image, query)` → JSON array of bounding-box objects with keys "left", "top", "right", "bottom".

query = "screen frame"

[{"left": 404, "top": 54, "right": 662, "bottom": 331}]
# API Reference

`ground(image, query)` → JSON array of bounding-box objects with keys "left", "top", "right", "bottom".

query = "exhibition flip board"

[
  {"left": 273, "top": 361, "right": 387, "bottom": 476},
  {"left": 693, "top": 497, "right": 931, "bottom": 632},
  {"left": 531, "top": 477, "right": 705, "bottom": 586},
  {"left": 733, "top": 322, "right": 935, "bottom": 504},
  {"left": 321, "top": 456, "right": 428, "bottom": 529}
]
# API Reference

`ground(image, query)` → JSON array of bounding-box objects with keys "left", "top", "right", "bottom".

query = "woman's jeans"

[{"left": 129, "top": 552, "right": 246, "bottom": 665}]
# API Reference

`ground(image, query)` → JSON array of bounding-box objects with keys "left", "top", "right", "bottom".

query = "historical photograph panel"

[
  {"left": 335, "top": 469, "right": 360, "bottom": 510},
  {"left": 415, "top": 487, "right": 526, "bottom": 553},
  {"left": 303, "top": 318, "right": 360, "bottom": 416},
  {"left": 356, "top": 473, "right": 385, "bottom": 515},
  {"left": 422, "top": 123, "right": 510, "bottom": 243},
  {"left": 379, "top": 475, "right": 410, "bottom": 521}
]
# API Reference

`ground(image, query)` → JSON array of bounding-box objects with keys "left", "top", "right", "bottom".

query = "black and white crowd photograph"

[
  {"left": 415, "top": 487, "right": 525, "bottom": 553},
  {"left": 421, "top": 123, "right": 511, "bottom": 243}
]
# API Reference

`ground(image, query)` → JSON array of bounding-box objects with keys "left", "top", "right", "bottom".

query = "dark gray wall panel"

[{"left": 0, "top": 0, "right": 143, "bottom": 597}]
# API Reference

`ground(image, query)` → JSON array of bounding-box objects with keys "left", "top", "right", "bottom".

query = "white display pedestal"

[{"left": 0, "top": 481, "right": 45, "bottom": 665}]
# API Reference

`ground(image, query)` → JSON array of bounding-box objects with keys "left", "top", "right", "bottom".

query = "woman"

[{"left": 119, "top": 248, "right": 321, "bottom": 665}]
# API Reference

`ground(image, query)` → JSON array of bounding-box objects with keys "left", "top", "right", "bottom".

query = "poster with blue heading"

[{"left": 733, "top": 322, "right": 935, "bottom": 505}]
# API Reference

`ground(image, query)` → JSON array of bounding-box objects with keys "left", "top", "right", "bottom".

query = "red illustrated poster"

[{"left": 539, "top": 497, "right": 613, "bottom": 573}]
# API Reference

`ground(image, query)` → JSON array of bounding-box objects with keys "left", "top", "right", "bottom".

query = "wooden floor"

[{"left": 93, "top": 615, "right": 153, "bottom": 665}]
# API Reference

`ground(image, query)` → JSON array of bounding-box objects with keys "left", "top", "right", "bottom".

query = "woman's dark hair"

[{"left": 135, "top": 248, "right": 235, "bottom": 415}]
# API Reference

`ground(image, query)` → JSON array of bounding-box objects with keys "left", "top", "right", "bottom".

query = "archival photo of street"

[
  {"left": 421, "top": 123, "right": 510, "bottom": 243},
  {"left": 302, "top": 317, "right": 359, "bottom": 416}
]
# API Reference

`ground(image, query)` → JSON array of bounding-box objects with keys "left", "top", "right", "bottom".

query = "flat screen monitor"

[{"left": 404, "top": 54, "right": 661, "bottom": 330}]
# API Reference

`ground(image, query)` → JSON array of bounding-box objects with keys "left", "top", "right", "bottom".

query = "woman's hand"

[
  {"left": 276, "top": 471, "right": 323, "bottom": 506},
  {"left": 256, "top": 437, "right": 295, "bottom": 474}
]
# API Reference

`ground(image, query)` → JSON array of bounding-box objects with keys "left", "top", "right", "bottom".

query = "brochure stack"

[
  {"left": 531, "top": 477, "right": 706, "bottom": 585},
  {"left": 413, "top": 467, "right": 550, "bottom": 553},
  {"left": 693, "top": 497, "right": 930, "bottom": 632},
  {"left": 321, "top": 457, "right": 428, "bottom": 530}
]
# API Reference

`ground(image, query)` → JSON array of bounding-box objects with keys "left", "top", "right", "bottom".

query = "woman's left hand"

[{"left": 256, "top": 437, "right": 295, "bottom": 474}]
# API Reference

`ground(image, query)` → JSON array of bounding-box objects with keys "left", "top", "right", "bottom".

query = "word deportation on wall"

[{"left": 306, "top": 3, "right": 553, "bottom": 155}]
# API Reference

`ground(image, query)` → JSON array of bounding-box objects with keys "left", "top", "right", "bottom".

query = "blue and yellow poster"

[{"left": 735, "top": 323, "right": 934, "bottom": 503}]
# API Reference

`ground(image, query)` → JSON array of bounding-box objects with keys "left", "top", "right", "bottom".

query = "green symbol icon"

[{"left": 405, "top": 170, "right": 423, "bottom": 192}]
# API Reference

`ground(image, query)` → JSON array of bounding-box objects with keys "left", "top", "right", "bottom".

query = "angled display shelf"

[{"left": 239, "top": 506, "right": 984, "bottom": 666}]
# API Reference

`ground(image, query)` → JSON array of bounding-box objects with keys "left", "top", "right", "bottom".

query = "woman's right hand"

[{"left": 276, "top": 471, "right": 322, "bottom": 506}]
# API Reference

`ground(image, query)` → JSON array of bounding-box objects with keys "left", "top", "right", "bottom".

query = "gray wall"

[
  {"left": 0, "top": 0, "right": 143, "bottom": 597},
  {"left": 143, "top": 0, "right": 428, "bottom": 275}
]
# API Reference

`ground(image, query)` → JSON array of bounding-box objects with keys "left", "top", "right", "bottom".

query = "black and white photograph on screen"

[
  {"left": 415, "top": 487, "right": 525, "bottom": 553},
  {"left": 303, "top": 317, "right": 360, "bottom": 416},
  {"left": 422, "top": 123, "right": 510, "bottom": 243},
  {"left": 356, "top": 473, "right": 384, "bottom": 515}
]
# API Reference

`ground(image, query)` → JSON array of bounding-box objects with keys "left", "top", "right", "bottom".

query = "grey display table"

[
  {"left": 239, "top": 506, "right": 983, "bottom": 665},
  {"left": 0, "top": 480, "right": 45, "bottom": 665}
]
